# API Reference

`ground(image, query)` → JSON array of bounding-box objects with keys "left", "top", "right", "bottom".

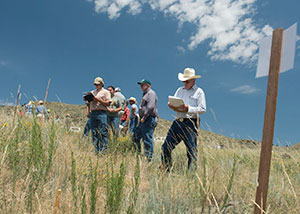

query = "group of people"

[
  {"left": 84, "top": 67, "right": 206, "bottom": 171},
  {"left": 23, "top": 100, "right": 49, "bottom": 118}
]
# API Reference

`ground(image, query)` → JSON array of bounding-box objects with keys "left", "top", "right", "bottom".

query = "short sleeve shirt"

[
  {"left": 89, "top": 88, "right": 111, "bottom": 111},
  {"left": 108, "top": 95, "right": 122, "bottom": 117}
]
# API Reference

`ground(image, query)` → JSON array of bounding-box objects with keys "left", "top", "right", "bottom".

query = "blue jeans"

[
  {"left": 108, "top": 115, "right": 120, "bottom": 136},
  {"left": 161, "top": 118, "right": 198, "bottom": 170},
  {"left": 133, "top": 116, "right": 157, "bottom": 161},
  {"left": 129, "top": 117, "right": 138, "bottom": 133},
  {"left": 90, "top": 111, "right": 108, "bottom": 154},
  {"left": 83, "top": 118, "right": 91, "bottom": 137}
]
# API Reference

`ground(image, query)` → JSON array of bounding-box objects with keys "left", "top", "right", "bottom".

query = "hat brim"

[
  {"left": 128, "top": 99, "right": 136, "bottom": 103},
  {"left": 178, "top": 73, "right": 201, "bottom": 81}
]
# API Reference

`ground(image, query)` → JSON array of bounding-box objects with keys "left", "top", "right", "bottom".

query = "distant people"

[
  {"left": 25, "top": 101, "right": 33, "bottom": 116},
  {"left": 161, "top": 68, "right": 206, "bottom": 172},
  {"left": 36, "top": 100, "right": 47, "bottom": 118},
  {"left": 54, "top": 114, "right": 60, "bottom": 124},
  {"left": 128, "top": 97, "right": 139, "bottom": 133},
  {"left": 107, "top": 86, "right": 123, "bottom": 137},
  {"left": 120, "top": 100, "right": 130, "bottom": 135},
  {"left": 46, "top": 109, "right": 51, "bottom": 120},
  {"left": 133, "top": 79, "right": 158, "bottom": 162},
  {"left": 86, "top": 77, "right": 111, "bottom": 154},
  {"left": 114, "top": 87, "right": 126, "bottom": 118},
  {"left": 65, "top": 114, "right": 72, "bottom": 130}
]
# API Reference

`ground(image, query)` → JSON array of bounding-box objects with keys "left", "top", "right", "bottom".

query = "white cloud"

[
  {"left": 0, "top": 60, "right": 8, "bottom": 66},
  {"left": 176, "top": 45, "right": 185, "bottom": 53},
  {"left": 94, "top": 0, "right": 142, "bottom": 19},
  {"left": 230, "top": 85, "right": 260, "bottom": 94},
  {"left": 91, "top": 0, "right": 272, "bottom": 64}
]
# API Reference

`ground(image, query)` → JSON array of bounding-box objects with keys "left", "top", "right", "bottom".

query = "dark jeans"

[
  {"left": 161, "top": 118, "right": 198, "bottom": 171},
  {"left": 90, "top": 111, "right": 108, "bottom": 154},
  {"left": 133, "top": 116, "right": 157, "bottom": 161},
  {"left": 108, "top": 115, "right": 120, "bottom": 137},
  {"left": 83, "top": 118, "right": 91, "bottom": 137}
]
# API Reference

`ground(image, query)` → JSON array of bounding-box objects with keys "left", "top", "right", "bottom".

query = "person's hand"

[
  {"left": 107, "top": 108, "right": 114, "bottom": 113},
  {"left": 141, "top": 118, "right": 145, "bottom": 123},
  {"left": 168, "top": 102, "right": 175, "bottom": 110},
  {"left": 87, "top": 112, "right": 90, "bottom": 118},
  {"left": 173, "top": 104, "right": 189, "bottom": 112}
]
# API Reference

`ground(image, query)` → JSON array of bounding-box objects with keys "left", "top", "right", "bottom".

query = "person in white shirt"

[{"left": 161, "top": 68, "right": 206, "bottom": 172}]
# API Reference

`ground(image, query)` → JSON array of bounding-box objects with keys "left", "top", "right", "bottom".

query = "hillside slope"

[{"left": 1, "top": 102, "right": 258, "bottom": 149}]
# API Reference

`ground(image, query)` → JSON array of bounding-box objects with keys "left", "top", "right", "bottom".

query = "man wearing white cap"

[
  {"left": 86, "top": 77, "right": 111, "bottom": 154},
  {"left": 161, "top": 68, "right": 206, "bottom": 171}
]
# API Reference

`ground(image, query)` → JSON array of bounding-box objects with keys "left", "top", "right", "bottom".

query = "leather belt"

[
  {"left": 176, "top": 118, "right": 197, "bottom": 122},
  {"left": 91, "top": 110, "right": 106, "bottom": 112}
]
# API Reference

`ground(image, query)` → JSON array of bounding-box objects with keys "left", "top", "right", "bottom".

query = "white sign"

[{"left": 256, "top": 23, "right": 297, "bottom": 78}]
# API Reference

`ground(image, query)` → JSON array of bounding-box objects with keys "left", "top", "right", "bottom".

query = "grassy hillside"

[
  {"left": 8, "top": 101, "right": 259, "bottom": 149},
  {"left": 1, "top": 102, "right": 299, "bottom": 213}
]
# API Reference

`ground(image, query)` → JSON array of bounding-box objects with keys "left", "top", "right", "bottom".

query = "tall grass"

[{"left": 0, "top": 108, "right": 300, "bottom": 213}]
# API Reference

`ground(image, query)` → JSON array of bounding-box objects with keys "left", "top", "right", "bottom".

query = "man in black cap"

[{"left": 133, "top": 79, "right": 158, "bottom": 161}]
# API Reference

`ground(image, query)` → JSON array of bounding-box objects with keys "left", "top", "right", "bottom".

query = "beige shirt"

[{"left": 89, "top": 88, "right": 111, "bottom": 111}]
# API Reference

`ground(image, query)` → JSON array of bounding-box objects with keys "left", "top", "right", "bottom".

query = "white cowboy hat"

[
  {"left": 178, "top": 68, "right": 201, "bottom": 81},
  {"left": 128, "top": 97, "right": 137, "bottom": 103}
]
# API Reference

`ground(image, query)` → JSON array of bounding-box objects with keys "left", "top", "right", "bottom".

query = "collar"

[
  {"left": 143, "top": 88, "right": 151, "bottom": 95},
  {"left": 183, "top": 84, "right": 198, "bottom": 91}
]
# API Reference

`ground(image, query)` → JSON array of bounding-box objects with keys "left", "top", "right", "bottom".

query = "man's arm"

[
  {"left": 86, "top": 105, "right": 90, "bottom": 118},
  {"left": 141, "top": 92, "right": 156, "bottom": 122},
  {"left": 93, "top": 97, "right": 111, "bottom": 106},
  {"left": 187, "top": 89, "right": 206, "bottom": 114},
  {"left": 131, "top": 105, "right": 137, "bottom": 116}
]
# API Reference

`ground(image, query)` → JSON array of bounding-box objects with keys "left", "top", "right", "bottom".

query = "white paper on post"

[
  {"left": 280, "top": 23, "right": 297, "bottom": 74},
  {"left": 168, "top": 96, "right": 184, "bottom": 107},
  {"left": 256, "top": 35, "right": 272, "bottom": 78},
  {"left": 256, "top": 23, "right": 297, "bottom": 78}
]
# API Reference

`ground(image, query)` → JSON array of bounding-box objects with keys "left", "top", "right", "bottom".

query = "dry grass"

[{"left": 0, "top": 103, "right": 300, "bottom": 213}]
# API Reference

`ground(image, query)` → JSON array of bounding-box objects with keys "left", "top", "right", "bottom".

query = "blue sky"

[{"left": 1, "top": 0, "right": 299, "bottom": 145}]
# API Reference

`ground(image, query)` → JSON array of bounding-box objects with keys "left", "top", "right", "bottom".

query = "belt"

[
  {"left": 176, "top": 118, "right": 197, "bottom": 122},
  {"left": 91, "top": 109, "right": 106, "bottom": 112}
]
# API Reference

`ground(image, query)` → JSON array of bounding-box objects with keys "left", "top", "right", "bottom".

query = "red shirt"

[{"left": 121, "top": 106, "right": 130, "bottom": 121}]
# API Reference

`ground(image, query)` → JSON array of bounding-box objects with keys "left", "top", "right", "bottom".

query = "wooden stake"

[
  {"left": 43, "top": 78, "right": 51, "bottom": 112},
  {"left": 53, "top": 189, "right": 62, "bottom": 214},
  {"left": 13, "top": 85, "right": 21, "bottom": 127},
  {"left": 254, "top": 28, "right": 283, "bottom": 214}
]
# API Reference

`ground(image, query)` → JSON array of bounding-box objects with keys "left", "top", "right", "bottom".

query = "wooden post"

[
  {"left": 13, "top": 85, "right": 21, "bottom": 127},
  {"left": 254, "top": 28, "right": 283, "bottom": 214},
  {"left": 43, "top": 78, "right": 51, "bottom": 114}
]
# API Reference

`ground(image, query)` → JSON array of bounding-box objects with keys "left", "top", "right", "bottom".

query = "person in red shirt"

[{"left": 120, "top": 100, "right": 130, "bottom": 135}]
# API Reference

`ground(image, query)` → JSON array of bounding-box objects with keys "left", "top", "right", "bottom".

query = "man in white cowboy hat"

[
  {"left": 161, "top": 68, "right": 206, "bottom": 171},
  {"left": 128, "top": 97, "right": 139, "bottom": 133},
  {"left": 86, "top": 77, "right": 111, "bottom": 154}
]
